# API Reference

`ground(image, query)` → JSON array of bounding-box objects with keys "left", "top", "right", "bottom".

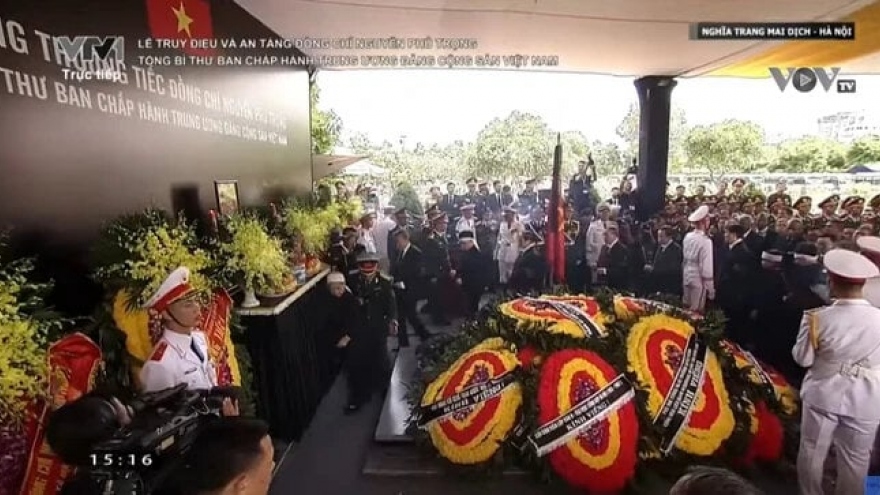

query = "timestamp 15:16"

[{"left": 89, "top": 453, "right": 155, "bottom": 468}]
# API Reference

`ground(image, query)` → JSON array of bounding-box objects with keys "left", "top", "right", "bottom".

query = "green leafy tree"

[
  {"left": 389, "top": 181, "right": 424, "bottom": 215},
  {"left": 466, "top": 111, "right": 554, "bottom": 181},
  {"left": 588, "top": 140, "right": 626, "bottom": 177},
  {"left": 771, "top": 136, "right": 847, "bottom": 172},
  {"left": 846, "top": 135, "right": 880, "bottom": 166},
  {"left": 558, "top": 131, "right": 591, "bottom": 177},
  {"left": 615, "top": 102, "right": 688, "bottom": 169},
  {"left": 310, "top": 83, "right": 343, "bottom": 154},
  {"left": 683, "top": 120, "right": 766, "bottom": 179}
]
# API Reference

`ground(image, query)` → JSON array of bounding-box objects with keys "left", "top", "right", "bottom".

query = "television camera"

[{"left": 46, "top": 384, "right": 239, "bottom": 495}]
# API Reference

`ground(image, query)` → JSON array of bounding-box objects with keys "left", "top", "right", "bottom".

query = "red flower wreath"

[
  {"left": 537, "top": 349, "right": 639, "bottom": 492},
  {"left": 743, "top": 401, "right": 784, "bottom": 463}
]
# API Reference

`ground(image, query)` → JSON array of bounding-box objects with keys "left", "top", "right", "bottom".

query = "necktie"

[{"left": 190, "top": 339, "right": 205, "bottom": 363}]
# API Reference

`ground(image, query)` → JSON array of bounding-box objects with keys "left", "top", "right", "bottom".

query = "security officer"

[
  {"left": 140, "top": 267, "right": 217, "bottom": 393},
  {"left": 682, "top": 205, "right": 715, "bottom": 312},
  {"left": 509, "top": 224, "right": 547, "bottom": 294},
  {"left": 792, "top": 249, "right": 880, "bottom": 495},
  {"left": 347, "top": 251, "right": 398, "bottom": 413},
  {"left": 422, "top": 211, "right": 455, "bottom": 325}
]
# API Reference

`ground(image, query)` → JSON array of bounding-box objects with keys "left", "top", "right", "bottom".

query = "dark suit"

[
  {"left": 327, "top": 243, "right": 350, "bottom": 274},
  {"left": 649, "top": 241, "right": 683, "bottom": 296},
  {"left": 439, "top": 194, "right": 461, "bottom": 216},
  {"left": 744, "top": 231, "right": 765, "bottom": 259},
  {"left": 484, "top": 193, "right": 502, "bottom": 214},
  {"left": 422, "top": 231, "right": 452, "bottom": 323},
  {"left": 510, "top": 245, "right": 547, "bottom": 294},
  {"left": 718, "top": 240, "right": 756, "bottom": 345},
  {"left": 598, "top": 241, "right": 629, "bottom": 291},
  {"left": 391, "top": 244, "right": 428, "bottom": 346},
  {"left": 348, "top": 274, "right": 396, "bottom": 407},
  {"left": 387, "top": 224, "right": 411, "bottom": 264},
  {"left": 458, "top": 245, "right": 488, "bottom": 317}
]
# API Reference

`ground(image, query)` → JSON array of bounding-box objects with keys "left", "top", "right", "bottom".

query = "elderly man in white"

[
  {"left": 373, "top": 206, "right": 397, "bottom": 273},
  {"left": 585, "top": 203, "right": 610, "bottom": 284},
  {"left": 681, "top": 205, "right": 714, "bottom": 312},
  {"left": 495, "top": 206, "right": 522, "bottom": 286},
  {"left": 792, "top": 248, "right": 880, "bottom": 495}
]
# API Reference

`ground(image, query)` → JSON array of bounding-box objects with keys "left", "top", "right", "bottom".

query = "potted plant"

[{"left": 219, "top": 214, "right": 290, "bottom": 307}]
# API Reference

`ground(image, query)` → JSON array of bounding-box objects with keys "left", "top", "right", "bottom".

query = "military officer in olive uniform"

[
  {"left": 813, "top": 194, "right": 840, "bottom": 231},
  {"left": 346, "top": 251, "right": 398, "bottom": 413},
  {"left": 767, "top": 180, "right": 792, "bottom": 210}
]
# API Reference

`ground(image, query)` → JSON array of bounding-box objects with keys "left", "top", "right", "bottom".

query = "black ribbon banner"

[
  {"left": 526, "top": 297, "right": 602, "bottom": 338},
  {"left": 653, "top": 334, "right": 708, "bottom": 454},
  {"left": 417, "top": 371, "right": 517, "bottom": 429},
  {"left": 527, "top": 374, "right": 635, "bottom": 456}
]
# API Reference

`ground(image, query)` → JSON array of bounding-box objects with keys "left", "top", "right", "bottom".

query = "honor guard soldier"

[
  {"left": 509, "top": 223, "right": 547, "bottom": 294},
  {"left": 140, "top": 267, "right": 217, "bottom": 393},
  {"left": 816, "top": 194, "right": 840, "bottom": 229},
  {"left": 857, "top": 236, "right": 880, "bottom": 308},
  {"left": 727, "top": 178, "right": 747, "bottom": 207},
  {"left": 462, "top": 177, "right": 480, "bottom": 206},
  {"left": 347, "top": 251, "right": 398, "bottom": 413},
  {"left": 682, "top": 205, "right": 715, "bottom": 312},
  {"left": 841, "top": 196, "right": 864, "bottom": 229},
  {"left": 793, "top": 196, "right": 813, "bottom": 225},
  {"left": 423, "top": 211, "right": 454, "bottom": 325},
  {"left": 792, "top": 249, "right": 880, "bottom": 495}
]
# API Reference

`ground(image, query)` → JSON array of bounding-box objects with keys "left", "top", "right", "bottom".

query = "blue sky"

[{"left": 317, "top": 70, "right": 876, "bottom": 146}]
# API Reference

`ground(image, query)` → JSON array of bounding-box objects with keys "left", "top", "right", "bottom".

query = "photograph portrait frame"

[{"left": 214, "top": 180, "right": 241, "bottom": 216}]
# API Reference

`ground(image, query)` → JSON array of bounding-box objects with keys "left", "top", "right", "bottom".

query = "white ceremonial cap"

[
  {"left": 143, "top": 266, "right": 194, "bottom": 310},
  {"left": 823, "top": 248, "right": 879, "bottom": 285},
  {"left": 857, "top": 236, "right": 880, "bottom": 267},
  {"left": 327, "top": 272, "right": 346, "bottom": 284},
  {"left": 688, "top": 205, "right": 710, "bottom": 223}
]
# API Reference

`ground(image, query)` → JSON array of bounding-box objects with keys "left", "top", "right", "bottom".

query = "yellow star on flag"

[{"left": 172, "top": 2, "right": 194, "bottom": 37}]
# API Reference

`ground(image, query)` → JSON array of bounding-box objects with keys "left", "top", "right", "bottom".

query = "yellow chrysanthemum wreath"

[
  {"left": 421, "top": 338, "right": 522, "bottom": 464},
  {"left": 498, "top": 295, "right": 609, "bottom": 338},
  {"left": 627, "top": 314, "right": 735, "bottom": 456}
]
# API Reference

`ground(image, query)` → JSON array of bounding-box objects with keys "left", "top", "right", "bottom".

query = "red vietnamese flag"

[
  {"left": 546, "top": 134, "right": 566, "bottom": 285},
  {"left": 145, "top": 0, "right": 216, "bottom": 56}
]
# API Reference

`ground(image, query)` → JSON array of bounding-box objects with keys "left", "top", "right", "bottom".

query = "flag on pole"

[
  {"left": 145, "top": 0, "right": 216, "bottom": 56},
  {"left": 546, "top": 134, "right": 566, "bottom": 284}
]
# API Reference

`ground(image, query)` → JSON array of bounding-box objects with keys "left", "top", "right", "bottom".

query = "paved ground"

[{"left": 269, "top": 305, "right": 799, "bottom": 495}]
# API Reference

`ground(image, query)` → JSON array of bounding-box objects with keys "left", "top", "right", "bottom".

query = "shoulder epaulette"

[{"left": 149, "top": 342, "right": 168, "bottom": 362}]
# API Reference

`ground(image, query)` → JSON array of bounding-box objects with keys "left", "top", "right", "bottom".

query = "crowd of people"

[{"left": 325, "top": 163, "right": 880, "bottom": 495}]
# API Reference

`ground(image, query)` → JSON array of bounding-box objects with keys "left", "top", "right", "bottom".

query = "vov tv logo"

[{"left": 769, "top": 67, "right": 856, "bottom": 93}]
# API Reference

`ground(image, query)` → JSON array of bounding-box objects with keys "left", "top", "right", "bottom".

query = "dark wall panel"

[{"left": 0, "top": 0, "right": 312, "bottom": 313}]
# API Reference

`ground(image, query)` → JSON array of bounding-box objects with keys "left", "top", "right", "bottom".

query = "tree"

[
  {"left": 615, "top": 102, "right": 688, "bottom": 169},
  {"left": 846, "top": 135, "right": 880, "bottom": 166},
  {"left": 588, "top": 140, "right": 625, "bottom": 177},
  {"left": 559, "top": 131, "right": 591, "bottom": 178},
  {"left": 310, "top": 82, "right": 343, "bottom": 154},
  {"left": 771, "top": 136, "right": 847, "bottom": 172},
  {"left": 682, "top": 120, "right": 765, "bottom": 179},
  {"left": 466, "top": 111, "right": 554, "bottom": 181},
  {"left": 389, "top": 181, "right": 424, "bottom": 215}
]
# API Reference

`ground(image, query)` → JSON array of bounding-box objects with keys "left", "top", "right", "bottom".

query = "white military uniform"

[
  {"left": 495, "top": 217, "right": 522, "bottom": 283},
  {"left": 857, "top": 236, "right": 880, "bottom": 308},
  {"left": 141, "top": 329, "right": 217, "bottom": 392},
  {"left": 792, "top": 249, "right": 880, "bottom": 495},
  {"left": 585, "top": 205, "right": 609, "bottom": 283},
  {"left": 137, "top": 266, "right": 218, "bottom": 393},
  {"left": 357, "top": 225, "right": 377, "bottom": 253},
  {"left": 456, "top": 216, "right": 476, "bottom": 235},
  {"left": 682, "top": 206, "right": 714, "bottom": 312}
]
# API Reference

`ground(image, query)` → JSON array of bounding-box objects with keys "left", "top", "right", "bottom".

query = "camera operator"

[
  {"left": 165, "top": 417, "right": 274, "bottom": 495},
  {"left": 46, "top": 385, "right": 242, "bottom": 495},
  {"left": 140, "top": 267, "right": 237, "bottom": 415},
  {"left": 568, "top": 155, "right": 597, "bottom": 215}
]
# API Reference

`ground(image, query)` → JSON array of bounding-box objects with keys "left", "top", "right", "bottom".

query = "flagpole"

[{"left": 547, "top": 133, "right": 565, "bottom": 285}]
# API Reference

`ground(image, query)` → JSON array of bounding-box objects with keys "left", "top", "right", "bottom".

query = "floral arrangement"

[
  {"left": 409, "top": 290, "right": 799, "bottom": 491},
  {"left": 219, "top": 214, "right": 288, "bottom": 292},
  {"left": 280, "top": 202, "right": 339, "bottom": 255},
  {"left": 419, "top": 337, "right": 522, "bottom": 465},
  {"left": 92, "top": 208, "right": 216, "bottom": 309}
]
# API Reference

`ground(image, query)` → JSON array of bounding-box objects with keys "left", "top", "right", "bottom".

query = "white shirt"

[
  {"left": 456, "top": 216, "right": 476, "bottom": 234},
  {"left": 793, "top": 299, "right": 880, "bottom": 420},
  {"left": 140, "top": 329, "right": 217, "bottom": 393},
  {"left": 357, "top": 226, "right": 377, "bottom": 253},
  {"left": 373, "top": 216, "right": 396, "bottom": 259},
  {"left": 682, "top": 229, "right": 714, "bottom": 292},
  {"left": 585, "top": 219, "right": 606, "bottom": 267}
]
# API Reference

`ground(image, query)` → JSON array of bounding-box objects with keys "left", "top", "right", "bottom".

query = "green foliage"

[
  {"left": 846, "top": 135, "right": 880, "bottom": 166},
  {"left": 589, "top": 140, "right": 626, "bottom": 176},
  {"left": 310, "top": 82, "right": 343, "bottom": 155},
  {"left": 466, "top": 111, "right": 554, "bottom": 181},
  {"left": 616, "top": 102, "right": 688, "bottom": 171},
  {"left": 389, "top": 181, "right": 424, "bottom": 215},
  {"left": 770, "top": 136, "right": 847, "bottom": 173},
  {"left": 683, "top": 120, "right": 766, "bottom": 178}
]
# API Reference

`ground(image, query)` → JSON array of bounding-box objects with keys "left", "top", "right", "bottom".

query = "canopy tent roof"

[
  {"left": 238, "top": 0, "right": 880, "bottom": 77},
  {"left": 848, "top": 162, "right": 880, "bottom": 173},
  {"left": 312, "top": 153, "right": 368, "bottom": 180}
]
